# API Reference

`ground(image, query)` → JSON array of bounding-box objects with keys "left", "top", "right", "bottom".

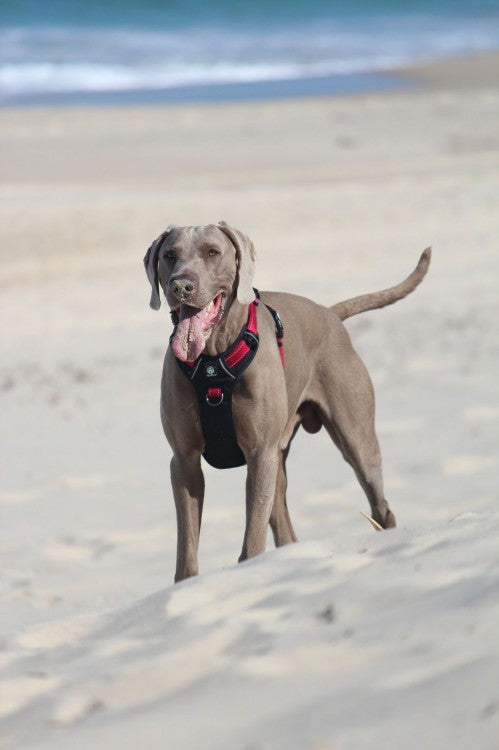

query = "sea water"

[{"left": 1, "top": 0, "right": 499, "bottom": 105}]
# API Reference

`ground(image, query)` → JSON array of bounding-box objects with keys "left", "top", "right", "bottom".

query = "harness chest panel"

[{"left": 173, "top": 293, "right": 283, "bottom": 470}]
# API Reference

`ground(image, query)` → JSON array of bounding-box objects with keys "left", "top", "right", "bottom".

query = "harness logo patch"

[{"left": 205, "top": 365, "right": 217, "bottom": 377}]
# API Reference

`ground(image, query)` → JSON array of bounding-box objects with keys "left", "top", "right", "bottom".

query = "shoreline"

[
  {"left": 0, "top": 71, "right": 410, "bottom": 109},
  {"left": 1, "top": 49, "right": 498, "bottom": 110}
]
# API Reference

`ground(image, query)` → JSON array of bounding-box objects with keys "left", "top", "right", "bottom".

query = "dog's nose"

[{"left": 170, "top": 278, "right": 195, "bottom": 301}]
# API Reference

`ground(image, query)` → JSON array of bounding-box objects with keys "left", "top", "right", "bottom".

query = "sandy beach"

[{"left": 1, "top": 51, "right": 499, "bottom": 748}]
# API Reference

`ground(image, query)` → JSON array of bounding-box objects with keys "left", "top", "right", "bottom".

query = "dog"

[{"left": 144, "top": 222, "right": 431, "bottom": 581}]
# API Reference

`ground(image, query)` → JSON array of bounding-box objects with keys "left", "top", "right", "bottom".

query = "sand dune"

[{"left": 3, "top": 516, "right": 499, "bottom": 749}]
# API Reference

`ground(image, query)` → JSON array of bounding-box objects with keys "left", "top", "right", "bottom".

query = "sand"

[{"left": 1, "top": 51, "right": 499, "bottom": 748}]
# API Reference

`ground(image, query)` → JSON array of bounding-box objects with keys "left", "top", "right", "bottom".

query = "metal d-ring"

[{"left": 206, "top": 391, "right": 224, "bottom": 406}]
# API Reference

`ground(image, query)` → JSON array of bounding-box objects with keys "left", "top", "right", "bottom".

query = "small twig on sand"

[{"left": 360, "top": 512, "right": 383, "bottom": 531}]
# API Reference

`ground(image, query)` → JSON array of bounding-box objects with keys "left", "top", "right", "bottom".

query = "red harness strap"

[
  {"left": 225, "top": 299, "right": 259, "bottom": 369},
  {"left": 226, "top": 297, "right": 284, "bottom": 367}
]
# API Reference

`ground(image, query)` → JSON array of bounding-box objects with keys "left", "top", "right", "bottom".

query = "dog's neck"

[{"left": 203, "top": 294, "right": 249, "bottom": 357}]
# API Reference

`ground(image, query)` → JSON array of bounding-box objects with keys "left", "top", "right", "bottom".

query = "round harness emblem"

[{"left": 205, "top": 365, "right": 216, "bottom": 377}]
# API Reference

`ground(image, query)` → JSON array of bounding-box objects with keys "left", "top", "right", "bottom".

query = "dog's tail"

[{"left": 331, "top": 247, "right": 431, "bottom": 321}]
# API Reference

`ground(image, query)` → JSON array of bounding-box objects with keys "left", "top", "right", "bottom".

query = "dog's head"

[{"left": 143, "top": 221, "right": 256, "bottom": 361}]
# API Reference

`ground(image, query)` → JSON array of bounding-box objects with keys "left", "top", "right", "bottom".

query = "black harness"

[{"left": 172, "top": 291, "right": 283, "bottom": 469}]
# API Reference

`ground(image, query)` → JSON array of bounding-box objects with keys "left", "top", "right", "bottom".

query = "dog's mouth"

[{"left": 170, "top": 291, "right": 226, "bottom": 362}]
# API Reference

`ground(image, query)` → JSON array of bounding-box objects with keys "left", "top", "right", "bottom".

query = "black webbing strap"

[
  {"left": 254, "top": 289, "right": 284, "bottom": 365},
  {"left": 174, "top": 312, "right": 259, "bottom": 469}
]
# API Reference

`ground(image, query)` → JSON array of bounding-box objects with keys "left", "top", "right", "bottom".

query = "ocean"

[{"left": 1, "top": 0, "right": 499, "bottom": 105}]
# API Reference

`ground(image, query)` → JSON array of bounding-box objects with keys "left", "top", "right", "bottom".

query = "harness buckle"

[{"left": 242, "top": 330, "right": 259, "bottom": 348}]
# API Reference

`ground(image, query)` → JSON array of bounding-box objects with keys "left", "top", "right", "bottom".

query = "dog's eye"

[
  {"left": 207, "top": 247, "right": 220, "bottom": 258},
  {"left": 164, "top": 251, "right": 177, "bottom": 261}
]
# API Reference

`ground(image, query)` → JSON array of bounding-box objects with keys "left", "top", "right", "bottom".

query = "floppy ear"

[
  {"left": 217, "top": 221, "right": 256, "bottom": 304},
  {"left": 143, "top": 226, "right": 174, "bottom": 310}
]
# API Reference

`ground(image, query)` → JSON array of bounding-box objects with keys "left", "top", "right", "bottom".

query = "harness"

[{"left": 172, "top": 290, "right": 284, "bottom": 469}]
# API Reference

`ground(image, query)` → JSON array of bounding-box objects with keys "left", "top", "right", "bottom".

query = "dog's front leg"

[
  {"left": 170, "top": 453, "right": 204, "bottom": 582},
  {"left": 239, "top": 449, "right": 279, "bottom": 562}
]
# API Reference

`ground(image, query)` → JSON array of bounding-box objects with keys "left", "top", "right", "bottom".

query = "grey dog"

[{"left": 144, "top": 222, "right": 430, "bottom": 582}]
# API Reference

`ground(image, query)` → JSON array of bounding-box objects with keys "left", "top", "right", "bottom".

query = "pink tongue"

[{"left": 171, "top": 298, "right": 220, "bottom": 362}]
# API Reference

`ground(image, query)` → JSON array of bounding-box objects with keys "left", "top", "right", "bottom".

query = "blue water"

[{"left": 1, "top": 1, "right": 499, "bottom": 105}]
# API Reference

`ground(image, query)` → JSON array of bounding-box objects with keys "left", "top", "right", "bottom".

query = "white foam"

[{"left": 2, "top": 16, "right": 499, "bottom": 99}]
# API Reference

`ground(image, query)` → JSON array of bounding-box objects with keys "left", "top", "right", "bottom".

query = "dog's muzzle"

[{"left": 170, "top": 277, "right": 195, "bottom": 303}]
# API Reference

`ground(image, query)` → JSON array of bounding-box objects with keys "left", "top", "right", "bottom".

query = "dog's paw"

[{"left": 382, "top": 509, "right": 397, "bottom": 529}]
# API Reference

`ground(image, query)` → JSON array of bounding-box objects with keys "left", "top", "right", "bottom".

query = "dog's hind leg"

[
  {"left": 269, "top": 445, "right": 298, "bottom": 547},
  {"left": 320, "top": 353, "right": 396, "bottom": 530},
  {"left": 327, "top": 419, "right": 395, "bottom": 529},
  {"left": 269, "top": 404, "right": 321, "bottom": 547},
  {"left": 239, "top": 449, "right": 280, "bottom": 562},
  {"left": 345, "top": 436, "right": 396, "bottom": 529}
]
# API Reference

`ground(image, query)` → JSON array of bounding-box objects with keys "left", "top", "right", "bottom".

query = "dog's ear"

[
  {"left": 217, "top": 221, "right": 256, "bottom": 304},
  {"left": 143, "top": 226, "right": 175, "bottom": 310}
]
